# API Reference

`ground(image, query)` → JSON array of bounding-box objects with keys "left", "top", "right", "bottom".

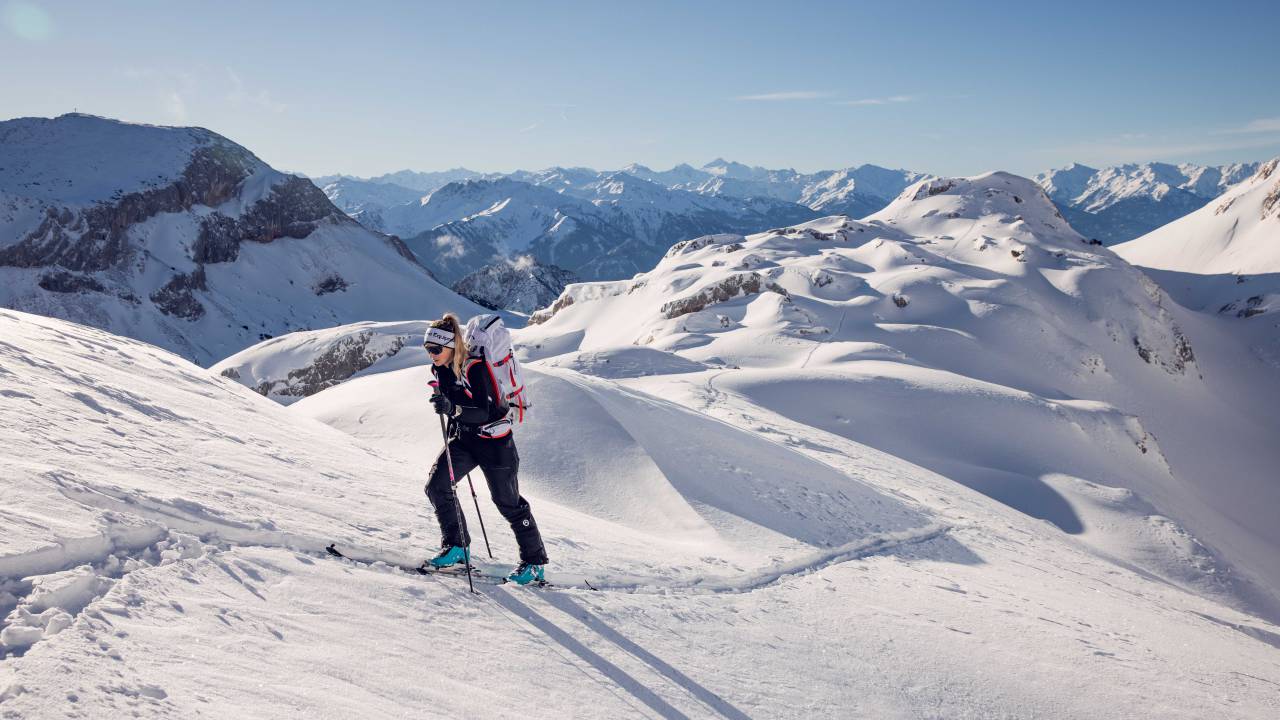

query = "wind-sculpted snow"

[
  {"left": 527, "top": 172, "right": 1198, "bottom": 378},
  {"left": 5, "top": 305, "right": 1280, "bottom": 715},
  {"left": 0, "top": 309, "right": 928, "bottom": 650},
  {"left": 0, "top": 114, "right": 478, "bottom": 365},
  {"left": 293, "top": 362, "right": 930, "bottom": 555},
  {"left": 0, "top": 310, "right": 428, "bottom": 571},
  {"left": 533, "top": 346, "right": 711, "bottom": 378},
  {"left": 519, "top": 170, "right": 1280, "bottom": 622}
]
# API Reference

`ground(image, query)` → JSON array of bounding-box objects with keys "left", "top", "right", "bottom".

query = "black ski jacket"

[{"left": 430, "top": 355, "right": 507, "bottom": 431}]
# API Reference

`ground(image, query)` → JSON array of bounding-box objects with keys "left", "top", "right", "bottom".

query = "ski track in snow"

[
  {"left": 1, "top": 465, "right": 956, "bottom": 714},
  {"left": 37, "top": 473, "right": 953, "bottom": 598}
]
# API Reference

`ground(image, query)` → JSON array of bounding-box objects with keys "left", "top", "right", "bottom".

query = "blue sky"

[{"left": 3, "top": 0, "right": 1279, "bottom": 178}]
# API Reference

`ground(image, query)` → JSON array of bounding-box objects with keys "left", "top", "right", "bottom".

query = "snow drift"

[{"left": 3, "top": 301, "right": 1279, "bottom": 716}]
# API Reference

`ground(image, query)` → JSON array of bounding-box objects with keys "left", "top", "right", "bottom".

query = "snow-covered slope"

[
  {"left": 211, "top": 320, "right": 433, "bottom": 404},
  {"left": 0, "top": 114, "right": 480, "bottom": 365},
  {"left": 5, "top": 297, "right": 1280, "bottom": 716},
  {"left": 1037, "top": 161, "right": 1260, "bottom": 244},
  {"left": 521, "top": 171, "right": 1280, "bottom": 623}
]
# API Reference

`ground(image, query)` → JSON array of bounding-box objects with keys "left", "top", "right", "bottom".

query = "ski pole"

[
  {"left": 431, "top": 382, "right": 475, "bottom": 594},
  {"left": 463, "top": 471, "right": 494, "bottom": 559}
]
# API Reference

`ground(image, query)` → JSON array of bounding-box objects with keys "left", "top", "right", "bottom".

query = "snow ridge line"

[{"left": 40, "top": 476, "right": 953, "bottom": 597}]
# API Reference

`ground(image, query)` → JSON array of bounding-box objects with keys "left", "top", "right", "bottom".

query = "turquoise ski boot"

[
  {"left": 427, "top": 545, "right": 469, "bottom": 569},
  {"left": 506, "top": 562, "right": 546, "bottom": 586}
]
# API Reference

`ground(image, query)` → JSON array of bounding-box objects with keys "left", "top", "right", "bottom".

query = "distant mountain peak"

[
  {"left": 1035, "top": 160, "right": 1263, "bottom": 244},
  {"left": 0, "top": 113, "right": 476, "bottom": 364},
  {"left": 452, "top": 255, "right": 578, "bottom": 314}
]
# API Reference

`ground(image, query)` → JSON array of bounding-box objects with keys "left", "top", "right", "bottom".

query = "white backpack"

[{"left": 463, "top": 314, "right": 530, "bottom": 422}]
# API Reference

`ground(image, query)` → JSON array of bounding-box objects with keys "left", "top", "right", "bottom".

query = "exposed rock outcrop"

[
  {"left": 236, "top": 331, "right": 408, "bottom": 401},
  {"left": 1, "top": 144, "right": 258, "bottom": 272},
  {"left": 314, "top": 275, "right": 349, "bottom": 295},
  {"left": 660, "top": 272, "right": 789, "bottom": 319},
  {"left": 37, "top": 271, "right": 105, "bottom": 294},
  {"left": 452, "top": 257, "right": 577, "bottom": 313},
  {"left": 528, "top": 293, "right": 574, "bottom": 325},
  {"left": 150, "top": 267, "right": 208, "bottom": 321},
  {"left": 193, "top": 175, "right": 344, "bottom": 264}
]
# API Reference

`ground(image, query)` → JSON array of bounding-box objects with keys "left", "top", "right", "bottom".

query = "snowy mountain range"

[
  {"left": 356, "top": 174, "right": 822, "bottom": 284},
  {"left": 317, "top": 158, "right": 1265, "bottom": 298},
  {"left": 317, "top": 177, "right": 424, "bottom": 215},
  {"left": 1037, "top": 161, "right": 1260, "bottom": 245},
  {"left": 316, "top": 160, "right": 929, "bottom": 284},
  {"left": 321, "top": 159, "right": 927, "bottom": 218},
  {"left": 313, "top": 167, "right": 492, "bottom": 194},
  {"left": 0, "top": 114, "right": 482, "bottom": 365}
]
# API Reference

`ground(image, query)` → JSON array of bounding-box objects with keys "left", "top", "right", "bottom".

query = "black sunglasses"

[{"left": 425, "top": 344, "right": 447, "bottom": 355}]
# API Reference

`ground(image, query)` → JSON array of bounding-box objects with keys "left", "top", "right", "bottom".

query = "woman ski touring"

[{"left": 422, "top": 313, "right": 549, "bottom": 585}]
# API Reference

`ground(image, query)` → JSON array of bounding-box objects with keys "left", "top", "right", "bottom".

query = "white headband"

[{"left": 424, "top": 326, "right": 455, "bottom": 348}]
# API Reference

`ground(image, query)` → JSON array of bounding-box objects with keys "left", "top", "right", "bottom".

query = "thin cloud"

[
  {"left": 736, "top": 91, "right": 833, "bottom": 102},
  {"left": 121, "top": 67, "right": 196, "bottom": 87},
  {"left": 1214, "top": 117, "right": 1280, "bottom": 135},
  {"left": 833, "top": 94, "right": 916, "bottom": 107},
  {"left": 1046, "top": 133, "right": 1280, "bottom": 163},
  {"left": 545, "top": 102, "right": 576, "bottom": 121},
  {"left": 519, "top": 123, "right": 539, "bottom": 133},
  {"left": 164, "top": 91, "right": 188, "bottom": 123},
  {"left": 226, "top": 68, "right": 287, "bottom": 114}
]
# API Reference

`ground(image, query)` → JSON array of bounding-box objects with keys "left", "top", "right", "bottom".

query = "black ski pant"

[{"left": 425, "top": 432, "right": 549, "bottom": 565}]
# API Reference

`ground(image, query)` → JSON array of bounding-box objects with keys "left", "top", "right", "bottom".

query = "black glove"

[{"left": 430, "top": 393, "right": 454, "bottom": 416}]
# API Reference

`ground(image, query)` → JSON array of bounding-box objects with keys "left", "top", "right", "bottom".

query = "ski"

[{"left": 323, "top": 544, "right": 558, "bottom": 589}]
